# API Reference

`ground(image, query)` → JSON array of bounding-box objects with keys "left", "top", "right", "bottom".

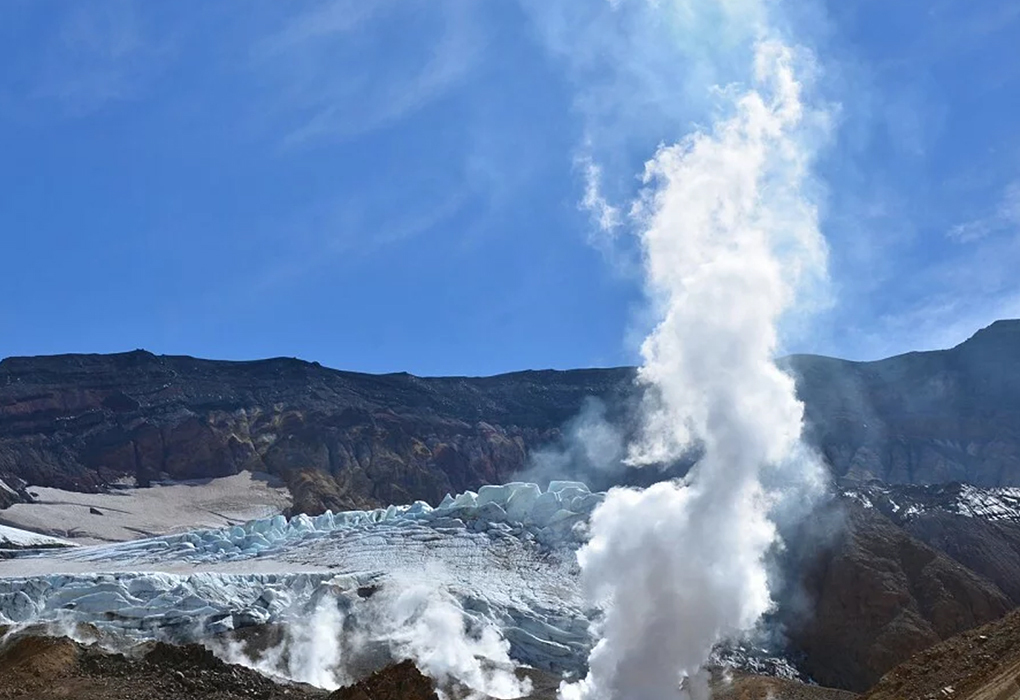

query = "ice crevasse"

[{"left": 0, "top": 481, "right": 604, "bottom": 672}]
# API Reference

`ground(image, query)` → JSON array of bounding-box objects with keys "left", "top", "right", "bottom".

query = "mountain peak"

[{"left": 955, "top": 319, "right": 1020, "bottom": 353}]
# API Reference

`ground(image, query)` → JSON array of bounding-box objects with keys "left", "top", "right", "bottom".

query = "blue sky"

[{"left": 0, "top": 0, "right": 1018, "bottom": 375}]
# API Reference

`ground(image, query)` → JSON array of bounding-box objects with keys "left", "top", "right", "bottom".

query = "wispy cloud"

[
  {"left": 833, "top": 184, "right": 1020, "bottom": 359},
  {"left": 261, "top": 0, "right": 386, "bottom": 50},
  {"left": 578, "top": 154, "right": 621, "bottom": 234},
  {"left": 947, "top": 180, "right": 1020, "bottom": 242},
  {"left": 251, "top": 0, "right": 481, "bottom": 147},
  {"left": 27, "top": 1, "right": 172, "bottom": 116},
  {"left": 867, "top": 290, "right": 1020, "bottom": 357},
  {"left": 573, "top": 149, "right": 645, "bottom": 282},
  {"left": 245, "top": 188, "right": 470, "bottom": 299}
]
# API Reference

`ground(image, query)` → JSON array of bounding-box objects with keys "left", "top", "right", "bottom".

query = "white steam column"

[{"left": 559, "top": 36, "right": 830, "bottom": 700}]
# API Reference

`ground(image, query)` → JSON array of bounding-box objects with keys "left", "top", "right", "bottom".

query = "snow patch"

[{"left": 0, "top": 525, "right": 74, "bottom": 550}]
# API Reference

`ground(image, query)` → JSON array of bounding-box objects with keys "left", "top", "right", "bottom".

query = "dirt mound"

[
  {"left": 329, "top": 660, "right": 438, "bottom": 700},
  {"left": 0, "top": 635, "right": 80, "bottom": 690},
  {"left": 0, "top": 634, "right": 327, "bottom": 700},
  {"left": 865, "top": 607, "right": 1020, "bottom": 700},
  {"left": 141, "top": 641, "right": 229, "bottom": 672}
]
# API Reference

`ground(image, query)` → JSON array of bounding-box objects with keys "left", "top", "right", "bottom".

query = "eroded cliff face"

[
  {"left": 3, "top": 320, "right": 1020, "bottom": 514},
  {"left": 0, "top": 351, "right": 632, "bottom": 513}
]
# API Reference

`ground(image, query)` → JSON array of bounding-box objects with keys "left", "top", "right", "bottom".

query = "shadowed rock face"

[
  {"left": 2, "top": 320, "right": 1020, "bottom": 513},
  {"left": 0, "top": 480, "right": 27, "bottom": 509},
  {"left": 0, "top": 351, "right": 633, "bottom": 513},
  {"left": 789, "top": 320, "right": 1020, "bottom": 486},
  {"left": 842, "top": 480, "right": 1020, "bottom": 606},
  {"left": 783, "top": 503, "right": 1012, "bottom": 692}
]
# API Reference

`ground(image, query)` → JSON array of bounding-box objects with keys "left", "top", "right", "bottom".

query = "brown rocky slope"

[
  {"left": 784, "top": 502, "right": 1012, "bottom": 692},
  {"left": 0, "top": 633, "right": 327, "bottom": 700},
  {"left": 864, "top": 605, "right": 1020, "bottom": 700}
]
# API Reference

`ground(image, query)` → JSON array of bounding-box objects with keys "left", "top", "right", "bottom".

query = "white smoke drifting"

[
  {"left": 211, "top": 572, "right": 530, "bottom": 699},
  {"left": 287, "top": 596, "right": 346, "bottom": 689},
  {"left": 370, "top": 577, "right": 532, "bottom": 700},
  {"left": 520, "top": 398, "right": 628, "bottom": 488},
  {"left": 211, "top": 594, "right": 347, "bottom": 690},
  {"left": 559, "top": 29, "right": 829, "bottom": 700}
]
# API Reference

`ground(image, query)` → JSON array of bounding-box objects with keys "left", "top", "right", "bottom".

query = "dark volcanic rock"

[
  {"left": 3, "top": 320, "right": 1020, "bottom": 510},
  {"left": 0, "top": 480, "right": 23, "bottom": 510},
  {"left": 902, "top": 515, "right": 1020, "bottom": 605},
  {"left": 329, "top": 660, "right": 438, "bottom": 700},
  {"left": 789, "top": 320, "right": 1020, "bottom": 486},
  {"left": 0, "top": 634, "right": 326, "bottom": 700},
  {"left": 0, "top": 350, "right": 633, "bottom": 512},
  {"left": 840, "top": 481, "right": 1020, "bottom": 606}
]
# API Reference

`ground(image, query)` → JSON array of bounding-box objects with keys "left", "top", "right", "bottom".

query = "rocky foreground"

[
  {"left": 0, "top": 633, "right": 325, "bottom": 700},
  {"left": 0, "top": 630, "right": 858, "bottom": 700},
  {"left": 7, "top": 609, "right": 1020, "bottom": 700},
  {"left": 4, "top": 481, "right": 1020, "bottom": 694},
  {"left": 864, "top": 606, "right": 1020, "bottom": 700}
]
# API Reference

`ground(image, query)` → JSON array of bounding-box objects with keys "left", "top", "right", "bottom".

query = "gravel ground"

[
  {"left": 865, "top": 607, "right": 1020, "bottom": 700},
  {"left": 0, "top": 630, "right": 860, "bottom": 700},
  {"left": 0, "top": 473, "right": 291, "bottom": 545}
]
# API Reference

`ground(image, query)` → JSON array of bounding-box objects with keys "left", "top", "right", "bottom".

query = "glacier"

[
  {"left": 0, "top": 481, "right": 601, "bottom": 674},
  {"left": 3, "top": 478, "right": 947, "bottom": 685}
]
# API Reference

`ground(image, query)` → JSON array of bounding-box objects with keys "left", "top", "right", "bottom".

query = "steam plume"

[
  {"left": 559, "top": 31, "right": 829, "bottom": 700},
  {"left": 373, "top": 578, "right": 532, "bottom": 700},
  {"left": 211, "top": 572, "right": 529, "bottom": 699},
  {"left": 520, "top": 398, "right": 627, "bottom": 489},
  {"left": 210, "top": 595, "right": 347, "bottom": 691},
  {"left": 288, "top": 596, "right": 345, "bottom": 689}
]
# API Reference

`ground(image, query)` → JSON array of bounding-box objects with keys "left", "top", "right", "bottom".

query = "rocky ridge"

[
  {"left": 2, "top": 320, "right": 1020, "bottom": 514},
  {"left": 792, "top": 320, "right": 1020, "bottom": 486},
  {"left": 0, "top": 352, "right": 631, "bottom": 514}
]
